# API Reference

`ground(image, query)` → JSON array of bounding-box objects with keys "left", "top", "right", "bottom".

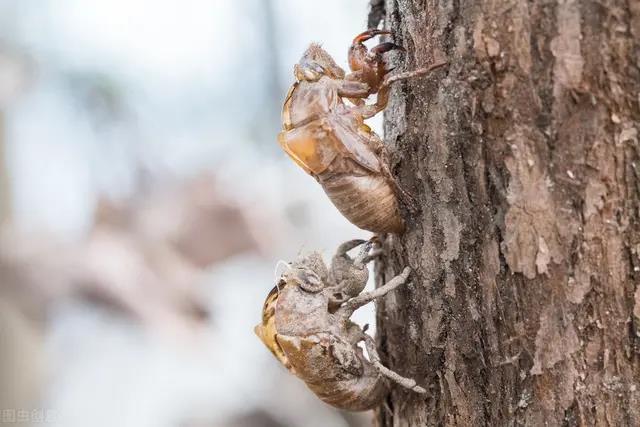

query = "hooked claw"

[
  {"left": 335, "top": 239, "right": 368, "bottom": 257},
  {"left": 354, "top": 240, "right": 386, "bottom": 267},
  {"left": 371, "top": 42, "right": 405, "bottom": 55},
  {"left": 333, "top": 239, "right": 374, "bottom": 269},
  {"left": 354, "top": 240, "right": 373, "bottom": 264},
  {"left": 352, "top": 29, "right": 392, "bottom": 44},
  {"left": 348, "top": 29, "right": 405, "bottom": 91}
]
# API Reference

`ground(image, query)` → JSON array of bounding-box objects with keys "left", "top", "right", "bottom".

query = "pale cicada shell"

[
  {"left": 279, "top": 110, "right": 404, "bottom": 233},
  {"left": 254, "top": 240, "right": 425, "bottom": 411},
  {"left": 278, "top": 30, "right": 446, "bottom": 233}
]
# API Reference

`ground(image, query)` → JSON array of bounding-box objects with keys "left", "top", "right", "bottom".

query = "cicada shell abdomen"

[
  {"left": 318, "top": 166, "right": 404, "bottom": 234},
  {"left": 280, "top": 121, "right": 405, "bottom": 233},
  {"left": 276, "top": 333, "right": 388, "bottom": 411},
  {"left": 307, "top": 372, "right": 388, "bottom": 411}
]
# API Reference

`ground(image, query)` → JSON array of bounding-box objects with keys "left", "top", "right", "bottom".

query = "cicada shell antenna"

[{"left": 274, "top": 260, "right": 291, "bottom": 292}]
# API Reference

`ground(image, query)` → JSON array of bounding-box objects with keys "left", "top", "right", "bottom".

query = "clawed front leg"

[
  {"left": 352, "top": 240, "right": 374, "bottom": 267},
  {"left": 352, "top": 60, "right": 449, "bottom": 119},
  {"left": 361, "top": 248, "right": 383, "bottom": 264},
  {"left": 362, "top": 333, "right": 426, "bottom": 393},
  {"left": 337, "top": 79, "right": 371, "bottom": 102},
  {"left": 350, "top": 85, "right": 390, "bottom": 119},
  {"left": 330, "top": 238, "right": 379, "bottom": 273},
  {"left": 327, "top": 239, "right": 373, "bottom": 309},
  {"left": 360, "top": 236, "right": 383, "bottom": 264}
]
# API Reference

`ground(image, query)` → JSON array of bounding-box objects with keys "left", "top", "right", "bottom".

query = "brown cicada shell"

[
  {"left": 254, "top": 239, "right": 425, "bottom": 411},
  {"left": 278, "top": 30, "right": 446, "bottom": 233}
]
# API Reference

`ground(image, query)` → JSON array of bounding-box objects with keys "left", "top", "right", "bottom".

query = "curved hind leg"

[{"left": 362, "top": 334, "right": 426, "bottom": 393}]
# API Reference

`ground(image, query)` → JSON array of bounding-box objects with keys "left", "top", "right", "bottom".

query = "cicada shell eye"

[
  {"left": 294, "top": 62, "right": 323, "bottom": 82},
  {"left": 304, "top": 69, "right": 319, "bottom": 81},
  {"left": 289, "top": 268, "right": 324, "bottom": 293}
]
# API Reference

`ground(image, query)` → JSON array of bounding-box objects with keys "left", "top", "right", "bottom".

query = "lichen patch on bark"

[
  {"left": 530, "top": 304, "right": 580, "bottom": 375},
  {"left": 503, "top": 126, "right": 564, "bottom": 278},
  {"left": 550, "top": 0, "right": 584, "bottom": 91}
]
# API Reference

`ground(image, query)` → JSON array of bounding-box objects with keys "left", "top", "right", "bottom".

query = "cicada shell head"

[
  {"left": 293, "top": 251, "right": 330, "bottom": 282},
  {"left": 294, "top": 43, "right": 346, "bottom": 82}
]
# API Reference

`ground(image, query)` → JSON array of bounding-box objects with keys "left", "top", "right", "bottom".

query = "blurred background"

[{"left": 0, "top": 1, "right": 384, "bottom": 426}]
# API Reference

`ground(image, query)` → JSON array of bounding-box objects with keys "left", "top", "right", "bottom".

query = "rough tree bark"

[{"left": 373, "top": 0, "right": 640, "bottom": 425}]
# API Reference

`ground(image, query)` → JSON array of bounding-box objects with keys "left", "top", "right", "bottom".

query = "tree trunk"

[{"left": 374, "top": 0, "right": 640, "bottom": 425}]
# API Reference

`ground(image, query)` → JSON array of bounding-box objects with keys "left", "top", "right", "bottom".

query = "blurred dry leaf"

[
  {"left": 0, "top": 174, "right": 269, "bottom": 336},
  {"left": 96, "top": 173, "right": 263, "bottom": 268}
]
